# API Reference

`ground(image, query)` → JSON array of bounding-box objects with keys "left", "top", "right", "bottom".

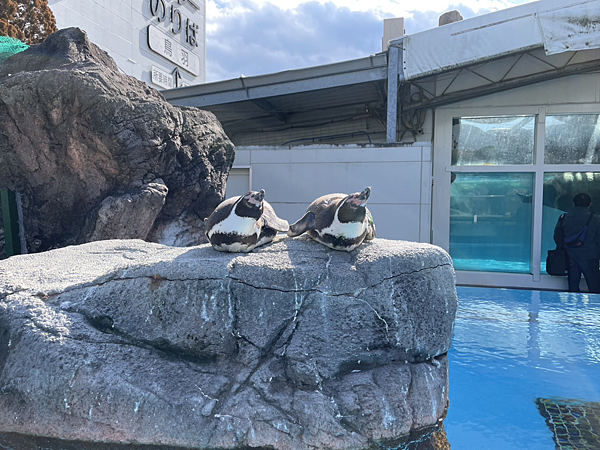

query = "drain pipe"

[{"left": 386, "top": 38, "right": 404, "bottom": 143}]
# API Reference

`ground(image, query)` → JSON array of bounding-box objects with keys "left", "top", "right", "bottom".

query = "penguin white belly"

[
  {"left": 313, "top": 219, "right": 368, "bottom": 251},
  {"left": 208, "top": 215, "right": 259, "bottom": 237},
  {"left": 208, "top": 215, "right": 260, "bottom": 252},
  {"left": 319, "top": 219, "right": 367, "bottom": 240}
]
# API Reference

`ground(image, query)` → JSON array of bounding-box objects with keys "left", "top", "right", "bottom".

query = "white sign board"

[
  {"left": 147, "top": 24, "right": 200, "bottom": 76},
  {"left": 151, "top": 65, "right": 175, "bottom": 89}
]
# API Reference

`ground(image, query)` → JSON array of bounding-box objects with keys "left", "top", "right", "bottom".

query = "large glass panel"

[
  {"left": 545, "top": 114, "right": 600, "bottom": 164},
  {"left": 452, "top": 116, "right": 535, "bottom": 165},
  {"left": 450, "top": 172, "right": 534, "bottom": 273},
  {"left": 541, "top": 171, "right": 600, "bottom": 273}
]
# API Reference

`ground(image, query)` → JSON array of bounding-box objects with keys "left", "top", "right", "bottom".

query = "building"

[
  {"left": 162, "top": 0, "right": 600, "bottom": 291},
  {"left": 48, "top": 0, "right": 206, "bottom": 88}
]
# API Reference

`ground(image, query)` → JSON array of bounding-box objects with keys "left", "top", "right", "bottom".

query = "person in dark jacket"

[{"left": 554, "top": 193, "right": 600, "bottom": 293}]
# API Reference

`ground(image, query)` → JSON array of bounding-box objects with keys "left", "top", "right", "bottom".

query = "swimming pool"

[{"left": 445, "top": 287, "right": 600, "bottom": 450}]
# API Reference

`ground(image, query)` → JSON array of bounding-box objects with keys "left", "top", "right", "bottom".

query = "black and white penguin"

[
  {"left": 206, "top": 189, "right": 289, "bottom": 252},
  {"left": 288, "top": 186, "right": 376, "bottom": 251}
]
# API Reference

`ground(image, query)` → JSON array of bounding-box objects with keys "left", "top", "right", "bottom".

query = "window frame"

[{"left": 432, "top": 104, "right": 600, "bottom": 290}]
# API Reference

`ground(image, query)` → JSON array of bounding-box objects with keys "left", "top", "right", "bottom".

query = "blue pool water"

[{"left": 445, "top": 287, "right": 600, "bottom": 449}]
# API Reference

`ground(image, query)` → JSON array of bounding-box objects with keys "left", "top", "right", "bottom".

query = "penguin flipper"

[
  {"left": 365, "top": 209, "right": 376, "bottom": 240},
  {"left": 366, "top": 223, "right": 376, "bottom": 240},
  {"left": 262, "top": 202, "right": 289, "bottom": 232},
  {"left": 288, "top": 211, "right": 316, "bottom": 237},
  {"left": 255, "top": 227, "right": 278, "bottom": 249}
]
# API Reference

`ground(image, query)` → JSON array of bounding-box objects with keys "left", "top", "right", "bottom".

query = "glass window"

[
  {"left": 545, "top": 114, "right": 600, "bottom": 164},
  {"left": 452, "top": 116, "right": 535, "bottom": 166},
  {"left": 450, "top": 173, "right": 534, "bottom": 273},
  {"left": 541, "top": 171, "right": 600, "bottom": 273}
]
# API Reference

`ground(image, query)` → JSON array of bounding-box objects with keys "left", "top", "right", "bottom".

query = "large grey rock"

[
  {"left": 0, "top": 28, "right": 235, "bottom": 253},
  {"left": 0, "top": 237, "right": 457, "bottom": 449},
  {"left": 88, "top": 180, "right": 169, "bottom": 241}
]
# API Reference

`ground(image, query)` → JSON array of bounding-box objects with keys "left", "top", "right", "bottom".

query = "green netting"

[
  {"left": 0, "top": 36, "right": 29, "bottom": 64},
  {"left": 537, "top": 397, "right": 600, "bottom": 450}
]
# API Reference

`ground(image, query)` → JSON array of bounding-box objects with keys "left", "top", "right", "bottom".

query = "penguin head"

[
  {"left": 338, "top": 186, "right": 371, "bottom": 223},
  {"left": 236, "top": 189, "right": 265, "bottom": 219},
  {"left": 346, "top": 186, "right": 371, "bottom": 207}
]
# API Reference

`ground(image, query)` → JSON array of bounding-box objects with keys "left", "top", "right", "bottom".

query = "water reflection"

[{"left": 446, "top": 287, "right": 600, "bottom": 449}]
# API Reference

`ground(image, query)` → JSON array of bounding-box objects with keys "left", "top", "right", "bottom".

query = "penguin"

[
  {"left": 206, "top": 189, "right": 289, "bottom": 252},
  {"left": 288, "top": 186, "right": 376, "bottom": 251}
]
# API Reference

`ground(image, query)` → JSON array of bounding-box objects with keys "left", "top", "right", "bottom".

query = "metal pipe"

[{"left": 386, "top": 45, "right": 399, "bottom": 143}]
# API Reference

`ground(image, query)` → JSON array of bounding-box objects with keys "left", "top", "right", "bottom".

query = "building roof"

[
  {"left": 397, "top": 0, "right": 600, "bottom": 80},
  {"left": 163, "top": 54, "right": 389, "bottom": 144},
  {"left": 162, "top": 0, "right": 600, "bottom": 146}
]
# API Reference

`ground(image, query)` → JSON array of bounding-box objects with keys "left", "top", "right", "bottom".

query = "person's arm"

[{"left": 554, "top": 214, "right": 564, "bottom": 247}]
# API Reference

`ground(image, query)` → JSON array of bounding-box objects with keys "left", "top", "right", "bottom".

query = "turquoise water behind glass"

[
  {"left": 445, "top": 287, "right": 600, "bottom": 449},
  {"left": 450, "top": 173, "right": 534, "bottom": 274}
]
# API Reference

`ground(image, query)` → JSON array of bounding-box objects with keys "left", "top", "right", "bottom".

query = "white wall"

[
  {"left": 48, "top": 0, "right": 206, "bottom": 86},
  {"left": 228, "top": 144, "right": 432, "bottom": 242}
]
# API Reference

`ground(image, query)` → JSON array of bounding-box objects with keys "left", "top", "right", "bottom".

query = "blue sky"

[{"left": 205, "top": 0, "right": 538, "bottom": 82}]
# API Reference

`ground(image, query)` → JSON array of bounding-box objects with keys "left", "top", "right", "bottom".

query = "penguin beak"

[
  {"left": 358, "top": 186, "right": 371, "bottom": 201},
  {"left": 348, "top": 186, "right": 371, "bottom": 207}
]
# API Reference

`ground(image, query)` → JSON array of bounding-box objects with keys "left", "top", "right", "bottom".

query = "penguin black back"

[{"left": 288, "top": 187, "right": 375, "bottom": 251}]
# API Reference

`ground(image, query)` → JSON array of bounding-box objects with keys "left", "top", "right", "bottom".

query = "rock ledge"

[{"left": 0, "top": 237, "right": 457, "bottom": 449}]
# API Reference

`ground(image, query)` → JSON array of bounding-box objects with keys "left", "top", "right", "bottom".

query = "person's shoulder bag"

[
  {"left": 546, "top": 214, "right": 568, "bottom": 276},
  {"left": 564, "top": 212, "right": 594, "bottom": 248}
]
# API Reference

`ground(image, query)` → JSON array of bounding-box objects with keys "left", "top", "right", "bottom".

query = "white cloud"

[
  {"left": 210, "top": 0, "right": 517, "bottom": 16},
  {"left": 205, "top": 0, "right": 537, "bottom": 82}
]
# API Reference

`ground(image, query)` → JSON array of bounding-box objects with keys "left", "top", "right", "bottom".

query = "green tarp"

[{"left": 0, "top": 36, "right": 28, "bottom": 64}]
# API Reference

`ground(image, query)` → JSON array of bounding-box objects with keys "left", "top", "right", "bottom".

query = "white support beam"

[{"left": 386, "top": 44, "right": 401, "bottom": 143}]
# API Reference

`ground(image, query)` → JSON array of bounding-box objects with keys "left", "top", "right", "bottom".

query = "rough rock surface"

[
  {"left": 0, "top": 237, "right": 457, "bottom": 449},
  {"left": 0, "top": 28, "right": 234, "bottom": 253}
]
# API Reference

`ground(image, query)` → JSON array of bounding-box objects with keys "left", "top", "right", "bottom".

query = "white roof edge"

[
  {"left": 162, "top": 53, "right": 388, "bottom": 101},
  {"left": 389, "top": 0, "right": 594, "bottom": 46},
  {"left": 394, "top": 0, "right": 600, "bottom": 80}
]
